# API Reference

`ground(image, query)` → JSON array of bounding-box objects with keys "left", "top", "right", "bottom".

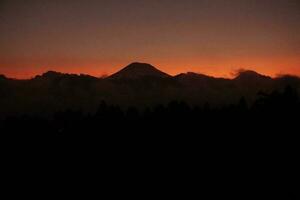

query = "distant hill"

[
  {"left": 0, "top": 62, "right": 299, "bottom": 117},
  {"left": 0, "top": 75, "right": 7, "bottom": 80},
  {"left": 234, "top": 70, "right": 271, "bottom": 81}
]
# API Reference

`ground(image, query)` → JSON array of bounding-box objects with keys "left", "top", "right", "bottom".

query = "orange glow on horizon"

[{"left": 0, "top": 55, "right": 299, "bottom": 79}]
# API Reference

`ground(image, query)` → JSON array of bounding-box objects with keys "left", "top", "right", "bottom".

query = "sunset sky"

[{"left": 0, "top": 0, "right": 299, "bottom": 79}]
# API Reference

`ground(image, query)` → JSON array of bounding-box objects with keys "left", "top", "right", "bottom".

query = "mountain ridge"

[
  {"left": 0, "top": 62, "right": 299, "bottom": 117},
  {"left": 1, "top": 62, "right": 299, "bottom": 80}
]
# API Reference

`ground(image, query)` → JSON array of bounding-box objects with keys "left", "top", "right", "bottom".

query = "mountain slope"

[
  {"left": 109, "top": 62, "right": 171, "bottom": 79},
  {"left": 234, "top": 70, "right": 272, "bottom": 82}
]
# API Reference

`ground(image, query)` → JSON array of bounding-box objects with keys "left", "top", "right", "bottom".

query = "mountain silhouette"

[
  {"left": 175, "top": 72, "right": 220, "bottom": 85},
  {"left": 0, "top": 74, "right": 6, "bottom": 79},
  {"left": 0, "top": 62, "right": 299, "bottom": 117},
  {"left": 233, "top": 70, "right": 274, "bottom": 96},
  {"left": 234, "top": 70, "right": 271, "bottom": 82},
  {"left": 109, "top": 62, "right": 171, "bottom": 79},
  {"left": 0, "top": 75, "right": 8, "bottom": 81},
  {"left": 41, "top": 71, "right": 64, "bottom": 78},
  {"left": 175, "top": 72, "right": 214, "bottom": 80},
  {"left": 33, "top": 71, "right": 64, "bottom": 81}
]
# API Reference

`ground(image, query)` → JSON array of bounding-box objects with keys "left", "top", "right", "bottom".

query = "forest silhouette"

[{"left": 1, "top": 84, "right": 299, "bottom": 140}]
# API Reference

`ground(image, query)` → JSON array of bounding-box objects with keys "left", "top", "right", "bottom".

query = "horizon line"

[{"left": 1, "top": 62, "right": 299, "bottom": 80}]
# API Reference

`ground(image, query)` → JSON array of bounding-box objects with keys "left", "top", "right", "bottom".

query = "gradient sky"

[{"left": 0, "top": 0, "right": 299, "bottom": 78}]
